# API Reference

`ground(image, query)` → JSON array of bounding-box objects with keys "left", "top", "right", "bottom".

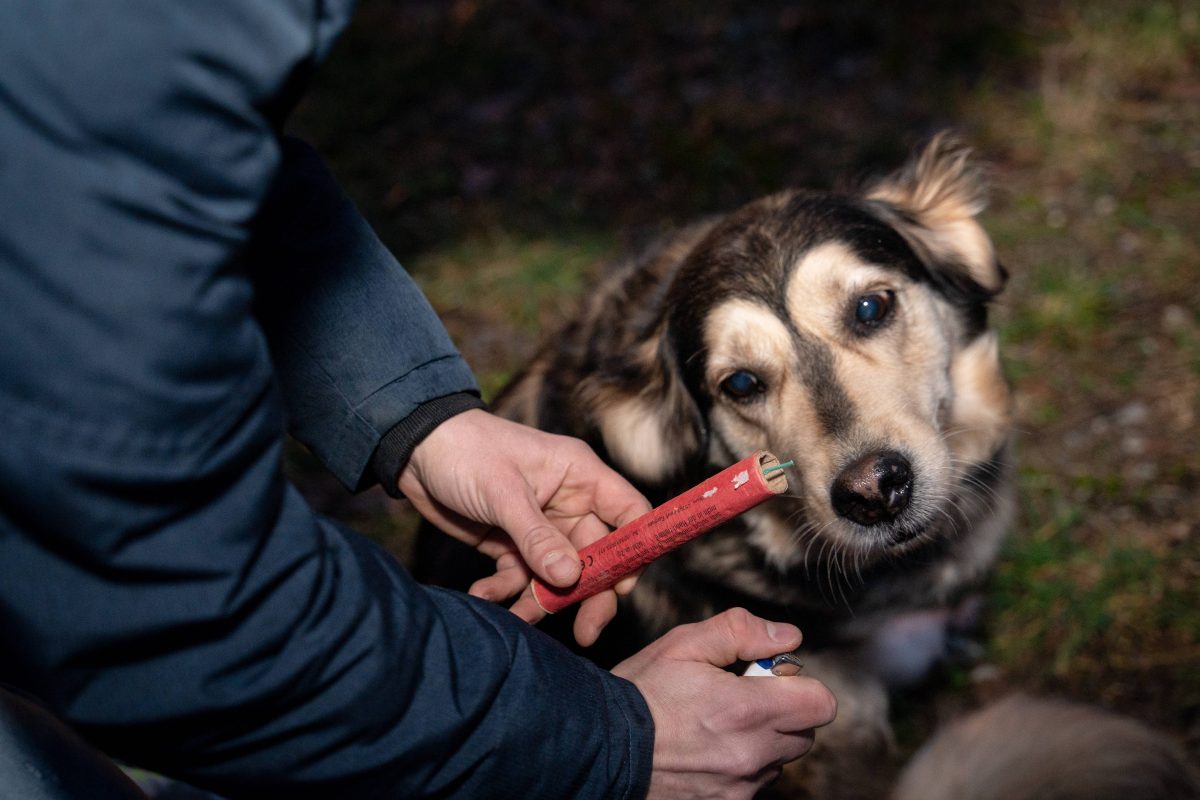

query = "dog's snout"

[{"left": 830, "top": 451, "right": 913, "bottom": 526}]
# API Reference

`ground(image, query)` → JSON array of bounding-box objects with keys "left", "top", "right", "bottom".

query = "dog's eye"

[
  {"left": 720, "top": 370, "right": 764, "bottom": 401},
  {"left": 853, "top": 291, "right": 895, "bottom": 328}
]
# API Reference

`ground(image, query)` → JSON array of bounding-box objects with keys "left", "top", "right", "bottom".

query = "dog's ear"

[
  {"left": 866, "top": 132, "right": 1006, "bottom": 298},
  {"left": 577, "top": 330, "right": 706, "bottom": 487}
]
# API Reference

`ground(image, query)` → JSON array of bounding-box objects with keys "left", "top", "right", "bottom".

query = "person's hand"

[
  {"left": 398, "top": 409, "right": 651, "bottom": 645},
  {"left": 613, "top": 609, "right": 837, "bottom": 800}
]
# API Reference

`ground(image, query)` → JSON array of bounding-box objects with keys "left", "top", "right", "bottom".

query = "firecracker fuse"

[{"left": 531, "top": 450, "right": 791, "bottom": 614}]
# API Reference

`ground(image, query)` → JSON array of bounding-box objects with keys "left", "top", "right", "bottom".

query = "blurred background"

[{"left": 286, "top": 0, "right": 1199, "bottom": 764}]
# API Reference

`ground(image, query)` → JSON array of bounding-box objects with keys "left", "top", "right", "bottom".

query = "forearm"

[
  {"left": 251, "top": 137, "right": 483, "bottom": 493},
  {"left": 0, "top": 407, "right": 652, "bottom": 798}
]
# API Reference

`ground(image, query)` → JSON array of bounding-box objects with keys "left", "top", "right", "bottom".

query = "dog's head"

[{"left": 583, "top": 133, "right": 1012, "bottom": 569}]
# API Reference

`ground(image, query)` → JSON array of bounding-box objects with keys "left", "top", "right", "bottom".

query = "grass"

[
  {"left": 971, "top": 5, "right": 1199, "bottom": 742},
  {"left": 992, "top": 468, "right": 1195, "bottom": 679},
  {"left": 989, "top": 467, "right": 1200, "bottom": 725},
  {"left": 409, "top": 231, "right": 615, "bottom": 398}
]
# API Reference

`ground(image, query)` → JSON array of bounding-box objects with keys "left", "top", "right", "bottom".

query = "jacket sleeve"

[
  {"left": 0, "top": 2, "right": 654, "bottom": 798},
  {"left": 250, "top": 137, "right": 485, "bottom": 493}
]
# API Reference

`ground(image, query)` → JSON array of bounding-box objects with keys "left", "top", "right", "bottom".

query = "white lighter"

[{"left": 742, "top": 652, "right": 804, "bottom": 677}]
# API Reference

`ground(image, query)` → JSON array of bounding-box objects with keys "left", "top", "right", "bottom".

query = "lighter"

[{"left": 742, "top": 653, "right": 805, "bottom": 677}]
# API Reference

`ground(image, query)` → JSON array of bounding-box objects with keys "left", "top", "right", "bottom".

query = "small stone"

[
  {"left": 1115, "top": 402, "right": 1149, "bottom": 427},
  {"left": 1121, "top": 434, "right": 1148, "bottom": 456},
  {"left": 1093, "top": 194, "right": 1118, "bottom": 216},
  {"left": 1162, "top": 304, "right": 1192, "bottom": 335}
]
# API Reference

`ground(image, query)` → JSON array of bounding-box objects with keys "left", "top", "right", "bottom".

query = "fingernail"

[
  {"left": 766, "top": 621, "right": 800, "bottom": 643},
  {"left": 544, "top": 551, "right": 578, "bottom": 585}
]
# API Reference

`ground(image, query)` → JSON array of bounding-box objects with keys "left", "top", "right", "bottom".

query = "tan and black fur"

[{"left": 415, "top": 134, "right": 1197, "bottom": 798}]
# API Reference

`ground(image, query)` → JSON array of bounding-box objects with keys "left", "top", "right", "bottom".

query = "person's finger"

[
  {"left": 753, "top": 764, "right": 785, "bottom": 791},
  {"left": 573, "top": 589, "right": 618, "bottom": 647},
  {"left": 718, "top": 676, "right": 835, "bottom": 745},
  {"left": 657, "top": 608, "right": 803, "bottom": 668},
  {"left": 563, "top": 512, "right": 610, "bottom": 547},
  {"left": 561, "top": 511, "right": 626, "bottom": 642},
  {"left": 568, "top": 453, "right": 651, "bottom": 529},
  {"left": 775, "top": 727, "right": 818, "bottom": 754},
  {"left": 508, "top": 585, "right": 547, "bottom": 625},
  {"left": 492, "top": 484, "right": 582, "bottom": 588},
  {"left": 768, "top": 682, "right": 836, "bottom": 735},
  {"left": 560, "top": 508, "right": 642, "bottom": 598},
  {"left": 405, "top": 495, "right": 493, "bottom": 549},
  {"left": 469, "top": 528, "right": 523, "bottom": 562},
  {"left": 613, "top": 570, "right": 641, "bottom": 596},
  {"left": 468, "top": 552, "right": 531, "bottom": 602}
]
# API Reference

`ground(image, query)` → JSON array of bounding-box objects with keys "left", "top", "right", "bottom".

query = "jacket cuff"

[
  {"left": 603, "top": 673, "right": 657, "bottom": 800},
  {"left": 370, "top": 392, "right": 487, "bottom": 497}
]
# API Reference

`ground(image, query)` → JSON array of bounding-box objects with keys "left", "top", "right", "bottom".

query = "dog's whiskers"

[
  {"left": 832, "top": 550, "right": 849, "bottom": 610},
  {"left": 922, "top": 491, "right": 965, "bottom": 544},
  {"left": 948, "top": 459, "right": 1005, "bottom": 510}
]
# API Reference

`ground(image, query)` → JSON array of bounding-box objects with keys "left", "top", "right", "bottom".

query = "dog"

[
  {"left": 415, "top": 133, "right": 1197, "bottom": 798},
  {"left": 484, "top": 131, "right": 1012, "bottom": 664}
]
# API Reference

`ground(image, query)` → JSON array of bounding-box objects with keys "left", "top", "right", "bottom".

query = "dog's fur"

[{"left": 416, "top": 134, "right": 1197, "bottom": 798}]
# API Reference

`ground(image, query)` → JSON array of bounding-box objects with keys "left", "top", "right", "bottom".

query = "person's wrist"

[{"left": 373, "top": 394, "right": 486, "bottom": 498}]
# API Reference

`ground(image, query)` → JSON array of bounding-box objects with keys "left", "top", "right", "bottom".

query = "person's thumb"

[
  {"left": 660, "top": 608, "right": 803, "bottom": 668},
  {"left": 495, "top": 488, "right": 582, "bottom": 587}
]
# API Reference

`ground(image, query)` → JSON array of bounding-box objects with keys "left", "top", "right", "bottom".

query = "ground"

[{"left": 286, "top": 0, "right": 1199, "bottom": 765}]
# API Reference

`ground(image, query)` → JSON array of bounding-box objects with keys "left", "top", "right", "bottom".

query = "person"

[{"left": 0, "top": 2, "right": 836, "bottom": 799}]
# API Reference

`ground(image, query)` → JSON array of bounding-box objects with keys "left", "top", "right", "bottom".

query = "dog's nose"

[{"left": 830, "top": 451, "right": 913, "bottom": 526}]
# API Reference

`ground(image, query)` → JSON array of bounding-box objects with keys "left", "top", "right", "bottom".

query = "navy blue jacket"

[{"left": 0, "top": 2, "right": 653, "bottom": 797}]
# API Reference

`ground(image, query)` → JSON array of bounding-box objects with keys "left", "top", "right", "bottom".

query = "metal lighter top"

[{"left": 742, "top": 652, "right": 804, "bottom": 677}]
